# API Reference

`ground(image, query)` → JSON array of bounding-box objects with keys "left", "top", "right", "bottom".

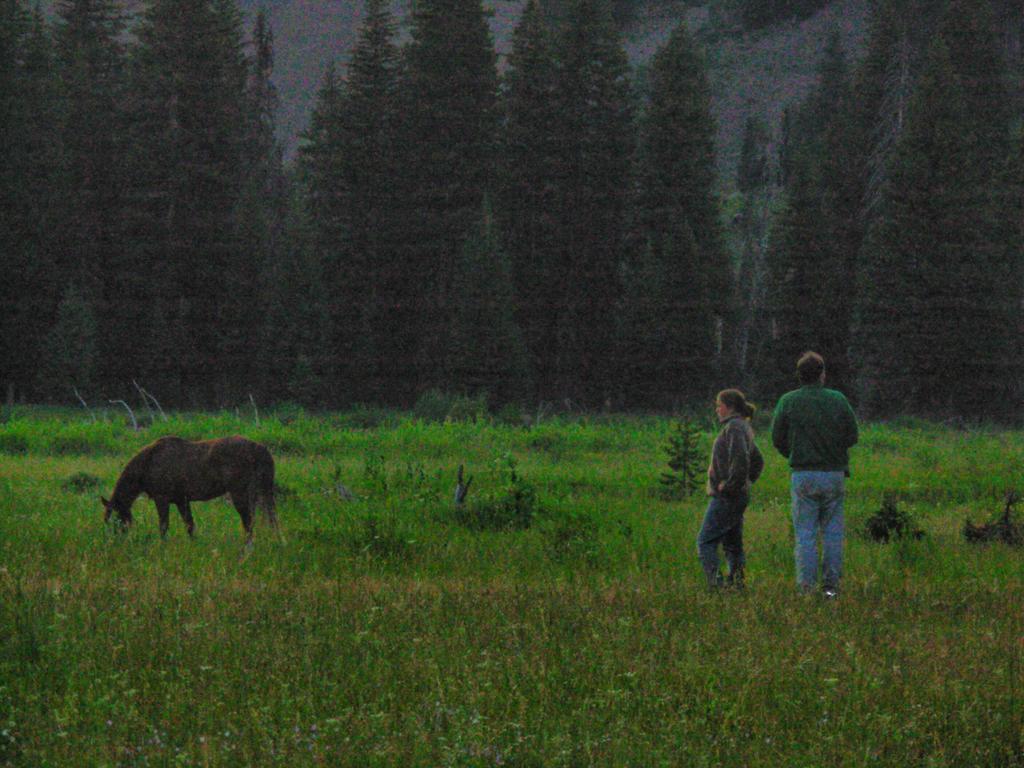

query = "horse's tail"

[{"left": 252, "top": 447, "right": 281, "bottom": 539}]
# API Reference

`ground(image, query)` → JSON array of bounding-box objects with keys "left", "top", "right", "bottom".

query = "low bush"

[
  {"left": 413, "top": 389, "right": 456, "bottom": 423},
  {"left": 0, "top": 433, "right": 29, "bottom": 455},
  {"left": 332, "top": 405, "right": 396, "bottom": 430},
  {"left": 862, "top": 495, "right": 925, "bottom": 542},
  {"left": 446, "top": 393, "right": 489, "bottom": 423},
  {"left": 346, "top": 513, "right": 414, "bottom": 559},
  {"left": 61, "top": 472, "right": 102, "bottom": 494},
  {"left": 451, "top": 454, "right": 538, "bottom": 531},
  {"left": 540, "top": 506, "right": 602, "bottom": 564}
]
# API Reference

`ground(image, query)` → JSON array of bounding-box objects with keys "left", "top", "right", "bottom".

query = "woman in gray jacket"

[{"left": 697, "top": 389, "right": 764, "bottom": 589}]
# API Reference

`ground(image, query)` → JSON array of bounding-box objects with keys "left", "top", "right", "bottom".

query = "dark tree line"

[
  {"left": 1, "top": 0, "right": 291, "bottom": 408},
  {"left": 0, "top": 0, "right": 728, "bottom": 411},
  {"left": 754, "top": 0, "right": 1023, "bottom": 420},
  {"left": 297, "top": 0, "right": 729, "bottom": 410},
  {"left": 1, "top": 0, "right": 1022, "bottom": 421}
]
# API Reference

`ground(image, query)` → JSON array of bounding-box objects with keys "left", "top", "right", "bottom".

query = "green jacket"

[{"left": 771, "top": 384, "right": 858, "bottom": 473}]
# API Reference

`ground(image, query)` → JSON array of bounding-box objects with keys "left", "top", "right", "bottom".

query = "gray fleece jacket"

[{"left": 707, "top": 416, "right": 764, "bottom": 497}]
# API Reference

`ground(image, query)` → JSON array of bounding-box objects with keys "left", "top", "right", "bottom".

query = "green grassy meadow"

[{"left": 0, "top": 407, "right": 1022, "bottom": 766}]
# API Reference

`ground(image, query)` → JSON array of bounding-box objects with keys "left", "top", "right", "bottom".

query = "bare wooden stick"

[
  {"left": 72, "top": 387, "right": 95, "bottom": 423},
  {"left": 454, "top": 464, "right": 473, "bottom": 505},
  {"left": 109, "top": 399, "right": 138, "bottom": 431},
  {"left": 142, "top": 386, "right": 166, "bottom": 421},
  {"left": 249, "top": 393, "right": 260, "bottom": 426},
  {"left": 132, "top": 380, "right": 155, "bottom": 423},
  {"left": 535, "top": 401, "right": 550, "bottom": 426}
]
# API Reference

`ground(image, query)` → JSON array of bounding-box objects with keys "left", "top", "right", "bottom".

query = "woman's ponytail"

[{"left": 717, "top": 389, "right": 756, "bottom": 420}]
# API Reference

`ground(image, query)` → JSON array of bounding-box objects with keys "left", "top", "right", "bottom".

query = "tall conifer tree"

[
  {"left": 853, "top": 19, "right": 1018, "bottom": 418},
  {"left": 549, "top": 0, "right": 634, "bottom": 405},
  {"left": 447, "top": 201, "right": 530, "bottom": 403},
  {"left": 397, "top": 0, "right": 499, "bottom": 397},
  {"left": 733, "top": 115, "right": 773, "bottom": 385},
  {"left": 124, "top": 0, "right": 250, "bottom": 404},
  {"left": 338, "top": 0, "right": 400, "bottom": 403},
  {"left": 636, "top": 20, "right": 725, "bottom": 404},
  {"left": 0, "top": 4, "right": 62, "bottom": 402},
  {"left": 500, "top": 0, "right": 561, "bottom": 400},
  {"left": 617, "top": 220, "right": 708, "bottom": 408},
  {"left": 235, "top": 9, "right": 288, "bottom": 403},
  {"left": 54, "top": 0, "right": 127, "bottom": 301},
  {"left": 765, "top": 33, "right": 856, "bottom": 395}
]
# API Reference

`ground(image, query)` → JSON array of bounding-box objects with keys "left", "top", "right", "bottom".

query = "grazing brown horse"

[{"left": 101, "top": 436, "right": 279, "bottom": 545}]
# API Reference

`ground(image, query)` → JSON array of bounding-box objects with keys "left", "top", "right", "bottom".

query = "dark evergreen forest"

[{"left": 1, "top": 0, "right": 1021, "bottom": 419}]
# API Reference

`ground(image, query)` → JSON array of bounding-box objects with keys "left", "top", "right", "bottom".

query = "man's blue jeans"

[
  {"left": 697, "top": 492, "right": 748, "bottom": 588},
  {"left": 791, "top": 471, "right": 845, "bottom": 591}
]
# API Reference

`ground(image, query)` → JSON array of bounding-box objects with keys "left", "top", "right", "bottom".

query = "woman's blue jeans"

[
  {"left": 791, "top": 471, "right": 845, "bottom": 592},
  {"left": 697, "top": 492, "right": 749, "bottom": 588}
]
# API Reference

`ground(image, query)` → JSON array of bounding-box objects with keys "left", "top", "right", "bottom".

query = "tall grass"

[{"left": 0, "top": 409, "right": 1022, "bottom": 765}]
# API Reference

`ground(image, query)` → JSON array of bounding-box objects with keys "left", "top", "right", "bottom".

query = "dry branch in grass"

[
  {"left": 454, "top": 464, "right": 473, "bottom": 506},
  {"left": 963, "top": 491, "right": 1022, "bottom": 546},
  {"left": 109, "top": 399, "right": 138, "bottom": 431}
]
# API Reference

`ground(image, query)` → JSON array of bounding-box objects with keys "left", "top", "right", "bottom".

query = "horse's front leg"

[
  {"left": 153, "top": 497, "right": 171, "bottom": 539},
  {"left": 176, "top": 500, "right": 195, "bottom": 538}
]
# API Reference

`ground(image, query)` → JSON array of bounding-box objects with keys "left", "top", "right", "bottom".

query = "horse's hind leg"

[
  {"left": 260, "top": 494, "right": 283, "bottom": 542},
  {"left": 154, "top": 497, "right": 171, "bottom": 539},
  {"left": 177, "top": 500, "right": 195, "bottom": 538},
  {"left": 232, "top": 495, "right": 254, "bottom": 546}
]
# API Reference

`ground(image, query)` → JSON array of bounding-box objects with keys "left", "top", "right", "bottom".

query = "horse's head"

[{"left": 101, "top": 496, "right": 133, "bottom": 527}]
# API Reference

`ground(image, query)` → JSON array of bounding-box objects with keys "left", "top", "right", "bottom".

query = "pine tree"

[
  {"left": 853, "top": 28, "right": 1018, "bottom": 418},
  {"left": 0, "top": 3, "right": 62, "bottom": 403},
  {"left": 765, "top": 32, "right": 856, "bottom": 395},
  {"left": 337, "top": 0, "right": 400, "bottom": 403},
  {"left": 635, "top": 19, "right": 726, "bottom": 403},
  {"left": 639, "top": 21, "right": 723, "bottom": 278},
  {"left": 54, "top": 0, "right": 128, "bottom": 303},
  {"left": 446, "top": 201, "right": 530, "bottom": 404},
  {"left": 257, "top": 185, "right": 331, "bottom": 406},
  {"left": 616, "top": 221, "right": 711, "bottom": 408},
  {"left": 616, "top": 241, "right": 664, "bottom": 407},
  {"left": 301, "top": 64, "right": 345, "bottom": 287},
  {"left": 39, "top": 283, "right": 98, "bottom": 400},
  {"left": 499, "top": 0, "right": 562, "bottom": 401},
  {"left": 1013, "top": 129, "right": 1024, "bottom": 397},
  {"left": 396, "top": 0, "right": 499, "bottom": 397},
  {"left": 233, "top": 8, "right": 288, "bottom": 403},
  {"left": 549, "top": 0, "right": 634, "bottom": 405},
  {"left": 849, "top": 0, "right": 947, "bottom": 237},
  {"left": 124, "top": 0, "right": 250, "bottom": 405},
  {"left": 659, "top": 420, "right": 703, "bottom": 499},
  {"left": 733, "top": 115, "right": 773, "bottom": 384}
]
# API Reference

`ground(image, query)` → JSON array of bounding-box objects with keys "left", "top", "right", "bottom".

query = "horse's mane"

[{"left": 112, "top": 440, "right": 160, "bottom": 504}]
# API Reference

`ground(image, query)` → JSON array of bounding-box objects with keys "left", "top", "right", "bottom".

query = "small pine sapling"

[
  {"left": 659, "top": 420, "right": 704, "bottom": 499},
  {"left": 862, "top": 494, "right": 925, "bottom": 542}
]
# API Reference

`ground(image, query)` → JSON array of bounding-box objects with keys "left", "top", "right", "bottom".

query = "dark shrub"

[
  {"left": 863, "top": 495, "right": 925, "bottom": 542},
  {"left": 347, "top": 514, "right": 413, "bottom": 559},
  {"left": 62, "top": 472, "right": 101, "bottom": 494},
  {"left": 541, "top": 508, "right": 602, "bottom": 564}
]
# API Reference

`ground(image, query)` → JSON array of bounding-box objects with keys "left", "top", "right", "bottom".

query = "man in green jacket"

[{"left": 771, "top": 351, "right": 858, "bottom": 597}]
